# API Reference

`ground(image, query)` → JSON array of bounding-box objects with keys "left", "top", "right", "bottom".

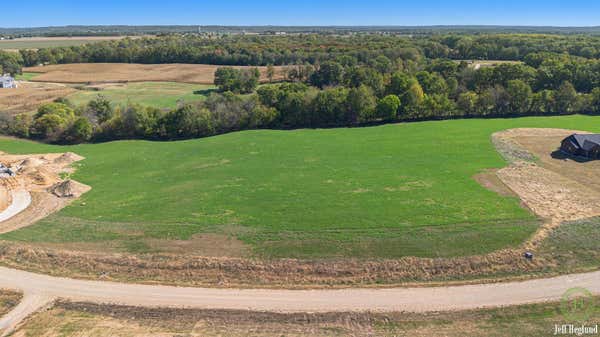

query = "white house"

[{"left": 0, "top": 75, "right": 16, "bottom": 89}]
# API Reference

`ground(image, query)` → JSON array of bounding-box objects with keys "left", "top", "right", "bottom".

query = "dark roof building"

[{"left": 561, "top": 134, "right": 600, "bottom": 159}]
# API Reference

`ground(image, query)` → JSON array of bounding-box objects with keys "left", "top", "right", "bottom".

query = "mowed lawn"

[
  {"left": 66, "top": 82, "right": 216, "bottom": 109},
  {"left": 2, "top": 116, "right": 600, "bottom": 259}
]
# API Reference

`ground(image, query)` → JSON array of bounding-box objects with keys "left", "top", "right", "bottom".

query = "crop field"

[
  {"left": 0, "top": 82, "right": 76, "bottom": 114},
  {"left": 0, "top": 36, "right": 141, "bottom": 50},
  {"left": 66, "top": 82, "right": 217, "bottom": 109},
  {"left": 24, "top": 63, "right": 287, "bottom": 84},
  {"left": 2, "top": 116, "right": 600, "bottom": 259}
]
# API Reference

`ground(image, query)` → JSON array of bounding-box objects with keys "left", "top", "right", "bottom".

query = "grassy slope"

[
  {"left": 66, "top": 82, "right": 216, "bottom": 109},
  {"left": 1, "top": 115, "right": 599, "bottom": 259}
]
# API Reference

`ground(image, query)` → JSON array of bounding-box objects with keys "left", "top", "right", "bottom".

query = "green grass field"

[
  {"left": 1, "top": 116, "right": 600, "bottom": 259},
  {"left": 15, "top": 72, "right": 40, "bottom": 81},
  {"left": 66, "top": 82, "right": 216, "bottom": 109}
]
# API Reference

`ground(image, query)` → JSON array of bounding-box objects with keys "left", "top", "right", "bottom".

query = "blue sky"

[{"left": 3, "top": 0, "right": 600, "bottom": 28}]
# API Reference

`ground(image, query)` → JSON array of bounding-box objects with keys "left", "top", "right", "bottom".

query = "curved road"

[
  {"left": 0, "top": 186, "right": 598, "bottom": 334},
  {"left": 0, "top": 266, "right": 598, "bottom": 313},
  {"left": 0, "top": 189, "right": 30, "bottom": 223}
]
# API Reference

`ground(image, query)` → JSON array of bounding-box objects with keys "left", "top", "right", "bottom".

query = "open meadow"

[
  {"left": 24, "top": 63, "right": 287, "bottom": 84},
  {"left": 66, "top": 82, "right": 217, "bottom": 109},
  {"left": 1, "top": 115, "right": 600, "bottom": 260}
]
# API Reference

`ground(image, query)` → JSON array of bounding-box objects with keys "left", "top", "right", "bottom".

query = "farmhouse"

[
  {"left": 560, "top": 134, "right": 600, "bottom": 159},
  {"left": 0, "top": 75, "right": 16, "bottom": 89}
]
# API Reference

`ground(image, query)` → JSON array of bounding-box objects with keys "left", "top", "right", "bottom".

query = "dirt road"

[
  {"left": 0, "top": 190, "right": 30, "bottom": 223},
  {"left": 0, "top": 266, "right": 596, "bottom": 314}
]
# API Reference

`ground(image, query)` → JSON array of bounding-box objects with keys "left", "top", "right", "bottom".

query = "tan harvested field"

[
  {"left": 0, "top": 82, "right": 75, "bottom": 114},
  {"left": 24, "top": 63, "right": 287, "bottom": 84}
]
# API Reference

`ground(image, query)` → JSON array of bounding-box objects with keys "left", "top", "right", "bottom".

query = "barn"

[
  {"left": 0, "top": 75, "right": 16, "bottom": 89},
  {"left": 560, "top": 134, "right": 600, "bottom": 159}
]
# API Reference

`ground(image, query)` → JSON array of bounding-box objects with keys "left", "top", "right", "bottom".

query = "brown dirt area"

[
  {"left": 24, "top": 63, "right": 288, "bottom": 84},
  {"left": 12, "top": 299, "right": 578, "bottom": 337},
  {"left": 0, "top": 82, "right": 75, "bottom": 114},
  {"left": 0, "top": 151, "right": 90, "bottom": 234},
  {"left": 493, "top": 128, "right": 600, "bottom": 248}
]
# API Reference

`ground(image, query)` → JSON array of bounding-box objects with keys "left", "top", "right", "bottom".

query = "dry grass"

[
  {"left": 13, "top": 299, "right": 586, "bottom": 337},
  {"left": 0, "top": 82, "right": 75, "bottom": 114},
  {"left": 0, "top": 290, "right": 21, "bottom": 317},
  {"left": 24, "top": 63, "right": 287, "bottom": 84},
  {"left": 0, "top": 242, "right": 548, "bottom": 288}
]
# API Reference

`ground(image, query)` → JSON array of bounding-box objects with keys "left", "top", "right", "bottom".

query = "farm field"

[
  {"left": 0, "top": 36, "right": 142, "bottom": 50},
  {"left": 24, "top": 63, "right": 287, "bottom": 84},
  {"left": 0, "top": 82, "right": 76, "bottom": 114},
  {"left": 66, "top": 82, "right": 217, "bottom": 109},
  {"left": 2, "top": 116, "right": 600, "bottom": 259}
]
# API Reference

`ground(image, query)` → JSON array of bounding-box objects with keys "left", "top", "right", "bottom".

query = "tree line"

[
  {"left": 6, "top": 33, "right": 600, "bottom": 71},
  {"left": 4, "top": 33, "right": 600, "bottom": 143}
]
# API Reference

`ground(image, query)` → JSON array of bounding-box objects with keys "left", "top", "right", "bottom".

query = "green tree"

[
  {"left": 87, "top": 95, "right": 114, "bottom": 124},
  {"left": 347, "top": 85, "right": 377, "bottom": 123},
  {"left": 64, "top": 117, "right": 93, "bottom": 143},
  {"left": 554, "top": 81, "right": 578, "bottom": 113},
  {"left": 376, "top": 95, "right": 401, "bottom": 121},
  {"left": 506, "top": 80, "right": 533, "bottom": 114}
]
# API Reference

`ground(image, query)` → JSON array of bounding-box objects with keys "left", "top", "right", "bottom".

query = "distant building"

[
  {"left": 561, "top": 134, "right": 600, "bottom": 159},
  {"left": 0, "top": 75, "right": 16, "bottom": 89}
]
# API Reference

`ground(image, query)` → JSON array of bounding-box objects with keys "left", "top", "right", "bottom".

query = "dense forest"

[
  {"left": 3, "top": 33, "right": 600, "bottom": 143},
  {"left": 8, "top": 34, "right": 600, "bottom": 66}
]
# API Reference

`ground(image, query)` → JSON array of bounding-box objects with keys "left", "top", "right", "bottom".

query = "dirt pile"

[
  {"left": 17, "top": 157, "right": 45, "bottom": 169},
  {"left": 49, "top": 180, "right": 90, "bottom": 198},
  {"left": 0, "top": 151, "right": 90, "bottom": 235},
  {"left": 53, "top": 152, "right": 84, "bottom": 165}
]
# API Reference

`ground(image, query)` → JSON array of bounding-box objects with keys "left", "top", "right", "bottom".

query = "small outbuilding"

[
  {"left": 560, "top": 134, "right": 600, "bottom": 159},
  {"left": 0, "top": 75, "right": 16, "bottom": 89}
]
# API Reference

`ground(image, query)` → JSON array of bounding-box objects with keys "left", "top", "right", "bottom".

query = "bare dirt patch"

[
  {"left": 0, "top": 152, "right": 90, "bottom": 234},
  {"left": 24, "top": 63, "right": 287, "bottom": 84},
  {"left": 493, "top": 128, "right": 600, "bottom": 248},
  {"left": 0, "top": 82, "right": 75, "bottom": 114}
]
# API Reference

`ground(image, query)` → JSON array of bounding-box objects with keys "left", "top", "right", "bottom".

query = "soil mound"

[
  {"left": 49, "top": 180, "right": 89, "bottom": 198},
  {"left": 19, "top": 157, "right": 45, "bottom": 168},
  {"left": 54, "top": 152, "right": 84, "bottom": 165},
  {"left": 24, "top": 167, "right": 56, "bottom": 186}
]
